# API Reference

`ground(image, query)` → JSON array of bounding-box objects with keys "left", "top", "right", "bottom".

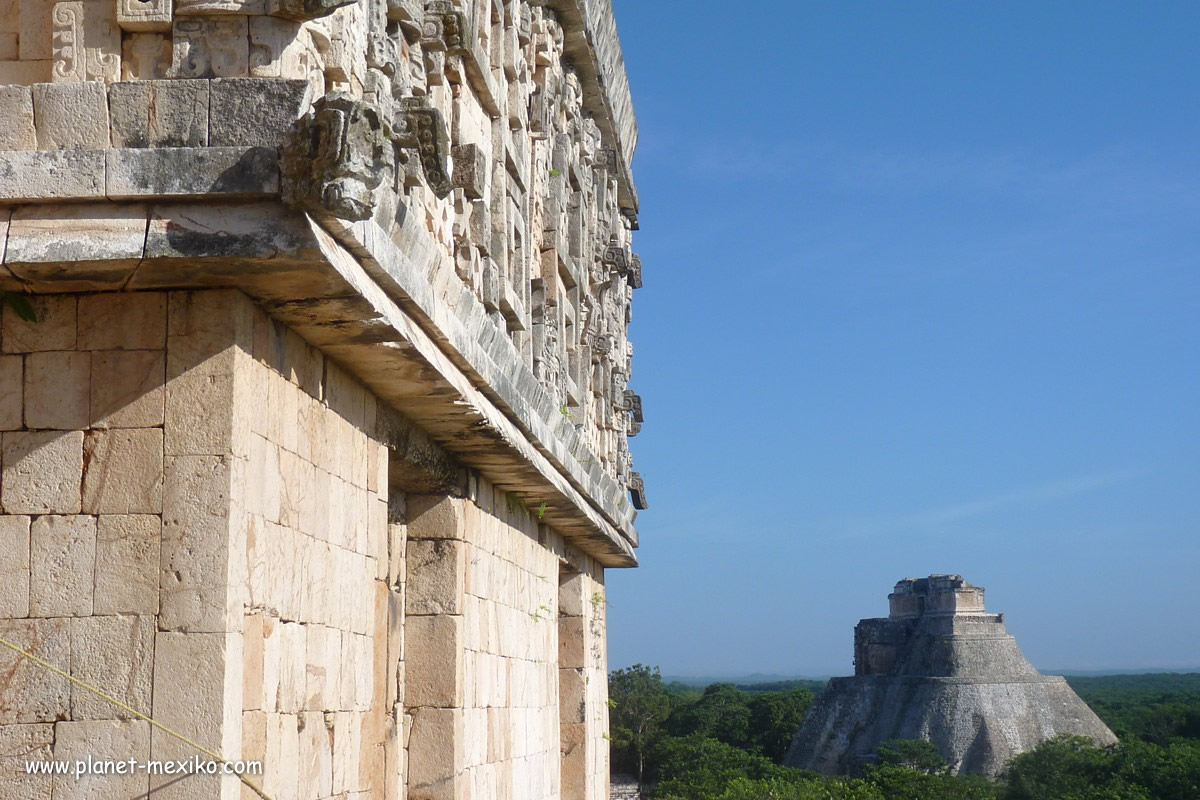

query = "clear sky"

[{"left": 606, "top": 0, "right": 1200, "bottom": 677}]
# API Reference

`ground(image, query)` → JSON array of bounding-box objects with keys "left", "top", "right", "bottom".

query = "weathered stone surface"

[
  {"left": 19, "top": 0, "right": 55, "bottom": 59},
  {"left": 141, "top": 202, "right": 318, "bottom": 268},
  {"left": 3, "top": 203, "right": 147, "bottom": 290},
  {"left": 149, "top": 631, "right": 238, "bottom": 795},
  {"left": 79, "top": 292, "right": 167, "bottom": 350},
  {"left": 267, "top": 0, "right": 356, "bottom": 22},
  {"left": 69, "top": 615, "right": 155, "bottom": 719},
  {"left": 52, "top": 720, "right": 151, "bottom": 799},
  {"left": 82, "top": 428, "right": 165, "bottom": 513},
  {"left": 0, "top": 85, "right": 36, "bottom": 150},
  {"left": 0, "top": 356, "right": 20, "bottom": 430},
  {"left": 209, "top": 77, "right": 311, "bottom": 147},
  {"left": 0, "top": 60, "right": 52, "bottom": 84},
  {"left": 452, "top": 143, "right": 487, "bottom": 199},
  {"left": 0, "top": 516, "right": 30, "bottom": 617},
  {"left": 106, "top": 146, "right": 280, "bottom": 199},
  {"left": 109, "top": 79, "right": 209, "bottom": 147},
  {"left": 121, "top": 32, "right": 171, "bottom": 79},
  {"left": 90, "top": 350, "right": 167, "bottom": 428},
  {"left": 29, "top": 514, "right": 96, "bottom": 616},
  {"left": 24, "top": 350, "right": 90, "bottom": 429},
  {"left": 160, "top": 455, "right": 234, "bottom": 632},
  {"left": 1, "top": 295, "right": 76, "bottom": 352},
  {"left": 170, "top": 17, "right": 249, "bottom": 78},
  {"left": 0, "top": 618, "right": 70, "bottom": 723},
  {"left": 403, "top": 614, "right": 463, "bottom": 709},
  {"left": 785, "top": 575, "right": 1120, "bottom": 777},
  {"left": 94, "top": 514, "right": 160, "bottom": 615},
  {"left": 407, "top": 495, "right": 465, "bottom": 541},
  {"left": 33, "top": 81, "right": 110, "bottom": 149},
  {"left": 0, "top": 149, "right": 106, "bottom": 201},
  {"left": 406, "top": 539, "right": 464, "bottom": 616},
  {"left": 0, "top": 723, "right": 54, "bottom": 800},
  {"left": 116, "top": 0, "right": 171, "bottom": 31},
  {"left": 1, "top": 430, "right": 84, "bottom": 514}
]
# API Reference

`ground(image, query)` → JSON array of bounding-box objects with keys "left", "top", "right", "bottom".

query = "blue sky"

[{"left": 606, "top": 1, "right": 1200, "bottom": 677}]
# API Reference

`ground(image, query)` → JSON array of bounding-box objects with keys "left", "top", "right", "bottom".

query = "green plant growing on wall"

[{"left": 0, "top": 291, "right": 37, "bottom": 322}]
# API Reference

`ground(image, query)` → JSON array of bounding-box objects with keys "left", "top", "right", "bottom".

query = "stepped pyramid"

[{"left": 785, "top": 575, "right": 1117, "bottom": 776}]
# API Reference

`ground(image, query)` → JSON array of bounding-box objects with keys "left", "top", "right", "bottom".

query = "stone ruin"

[
  {"left": 785, "top": 575, "right": 1117, "bottom": 777},
  {"left": 0, "top": 0, "right": 643, "bottom": 798}
]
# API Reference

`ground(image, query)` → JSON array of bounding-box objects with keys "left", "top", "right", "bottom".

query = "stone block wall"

[
  {"left": 0, "top": 290, "right": 226, "bottom": 799},
  {"left": 403, "top": 476, "right": 609, "bottom": 800},
  {"left": 0, "top": 288, "right": 613, "bottom": 798},
  {"left": 1, "top": 0, "right": 642, "bottom": 795}
]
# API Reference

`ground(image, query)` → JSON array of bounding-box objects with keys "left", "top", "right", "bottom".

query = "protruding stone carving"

[
  {"left": 624, "top": 391, "right": 642, "bottom": 424},
  {"left": 422, "top": 0, "right": 468, "bottom": 54},
  {"left": 267, "top": 0, "right": 357, "bottom": 22},
  {"left": 628, "top": 473, "right": 647, "bottom": 510},
  {"left": 116, "top": 0, "right": 172, "bottom": 31},
  {"left": 394, "top": 98, "right": 452, "bottom": 198},
  {"left": 627, "top": 253, "right": 642, "bottom": 289},
  {"left": 282, "top": 92, "right": 395, "bottom": 221},
  {"left": 601, "top": 236, "right": 628, "bottom": 275},
  {"left": 451, "top": 143, "right": 486, "bottom": 199},
  {"left": 590, "top": 333, "right": 612, "bottom": 358}
]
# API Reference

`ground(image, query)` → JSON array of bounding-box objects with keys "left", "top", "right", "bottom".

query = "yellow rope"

[{"left": 0, "top": 633, "right": 272, "bottom": 800}]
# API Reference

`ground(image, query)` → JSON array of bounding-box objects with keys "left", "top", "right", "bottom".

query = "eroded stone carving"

[
  {"left": 121, "top": 32, "right": 171, "bottom": 79},
  {"left": 116, "top": 0, "right": 172, "bottom": 31},
  {"left": 170, "top": 17, "right": 249, "bottom": 78},
  {"left": 267, "top": 0, "right": 357, "bottom": 23},
  {"left": 282, "top": 92, "right": 395, "bottom": 221}
]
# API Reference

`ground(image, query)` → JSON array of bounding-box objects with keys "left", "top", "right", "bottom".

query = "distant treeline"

[
  {"left": 666, "top": 679, "right": 829, "bottom": 695},
  {"left": 610, "top": 665, "right": 1200, "bottom": 800},
  {"left": 1066, "top": 672, "right": 1200, "bottom": 744}
]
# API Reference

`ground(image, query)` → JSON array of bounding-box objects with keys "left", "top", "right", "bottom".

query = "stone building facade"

[{"left": 0, "top": 0, "right": 643, "bottom": 798}]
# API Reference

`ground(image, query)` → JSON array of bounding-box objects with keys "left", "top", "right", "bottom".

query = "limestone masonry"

[
  {"left": 785, "top": 575, "right": 1118, "bottom": 777},
  {"left": 0, "top": 0, "right": 643, "bottom": 797}
]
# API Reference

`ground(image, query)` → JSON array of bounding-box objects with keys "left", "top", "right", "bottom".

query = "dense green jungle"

[{"left": 608, "top": 667, "right": 1200, "bottom": 800}]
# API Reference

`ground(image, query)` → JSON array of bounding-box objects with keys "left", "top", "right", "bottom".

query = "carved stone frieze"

[
  {"left": 170, "top": 17, "right": 249, "bottom": 78},
  {"left": 282, "top": 92, "right": 395, "bottom": 221},
  {"left": 51, "top": 1, "right": 120, "bottom": 83}
]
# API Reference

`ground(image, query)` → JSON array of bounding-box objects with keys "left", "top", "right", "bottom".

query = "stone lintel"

[{"left": 0, "top": 200, "right": 638, "bottom": 567}]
